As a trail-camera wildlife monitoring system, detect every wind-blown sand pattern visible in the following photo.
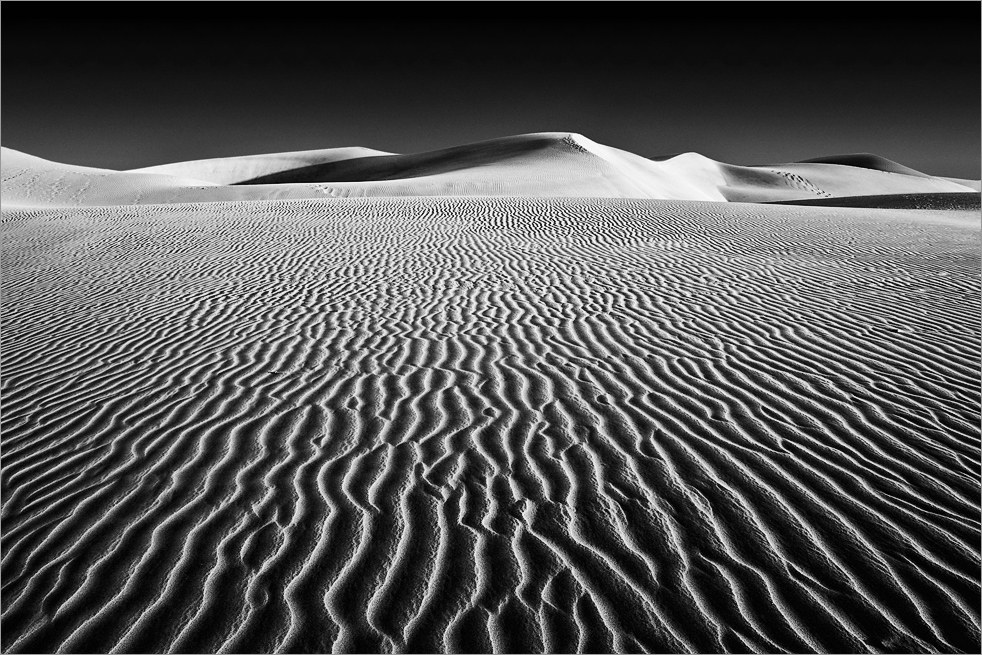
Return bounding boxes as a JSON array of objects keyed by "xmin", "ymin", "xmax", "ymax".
[{"xmin": 2, "ymin": 138, "xmax": 981, "ymax": 653}]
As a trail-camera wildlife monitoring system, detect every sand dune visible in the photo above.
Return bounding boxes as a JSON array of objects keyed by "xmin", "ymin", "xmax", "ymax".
[
  {"xmin": 3, "ymin": 133, "xmax": 977, "ymax": 208},
  {"xmin": 0, "ymin": 148, "xmax": 221, "ymax": 208},
  {"xmin": 792, "ymin": 155, "xmax": 982, "ymax": 192},
  {"xmin": 796, "ymin": 153, "xmax": 936, "ymax": 178},
  {"xmin": 945, "ymin": 178, "xmax": 982, "ymax": 192},
  {"xmin": 2, "ymin": 189, "xmax": 979, "ymax": 652},
  {"xmin": 128, "ymin": 147, "xmax": 394, "ymax": 185}
]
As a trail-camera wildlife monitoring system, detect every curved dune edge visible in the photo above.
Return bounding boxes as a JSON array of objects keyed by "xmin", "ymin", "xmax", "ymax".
[
  {"xmin": 2, "ymin": 196, "xmax": 979, "ymax": 653},
  {"xmin": 794, "ymin": 153, "xmax": 935, "ymax": 178},
  {"xmin": 2, "ymin": 133, "xmax": 977, "ymax": 208}
]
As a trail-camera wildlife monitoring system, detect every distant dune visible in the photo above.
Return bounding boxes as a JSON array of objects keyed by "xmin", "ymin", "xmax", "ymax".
[
  {"xmin": 796, "ymin": 153, "xmax": 936, "ymax": 178},
  {"xmin": 129, "ymin": 147, "xmax": 394, "ymax": 185},
  {"xmin": 2, "ymin": 133, "xmax": 977, "ymax": 208},
  {"xmin": 1, "ymin": 135, "xmax": 980, "ymax": 653},
  {"xmin": 789, "ymin": 155, "xmax": 980, "ymax": 192}
]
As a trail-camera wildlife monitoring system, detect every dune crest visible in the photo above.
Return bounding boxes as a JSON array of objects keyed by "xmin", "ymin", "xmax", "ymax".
[
  {"xmin": 3, "ymin": 133, "xmax": 977, "ymax": 208},
  {"xmin": 796, "ymin": 153, "xmax": 934, "ymax": 178}
]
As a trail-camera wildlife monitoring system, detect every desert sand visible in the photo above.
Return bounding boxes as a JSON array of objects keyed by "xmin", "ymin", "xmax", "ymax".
[{"xmin": 1, "ymin": 134, "xmax": 979, "ymax": 653}]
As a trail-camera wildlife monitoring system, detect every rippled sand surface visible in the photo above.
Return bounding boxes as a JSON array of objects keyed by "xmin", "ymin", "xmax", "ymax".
[{"xmin": 2, "ymin": 197, "xmax": 979, "ymax": 653}]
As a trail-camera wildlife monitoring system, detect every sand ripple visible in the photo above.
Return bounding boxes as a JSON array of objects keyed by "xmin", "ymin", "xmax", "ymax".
[{"xmin": 2, "ymin": 198, "xmax": 979, "ymax": 653}]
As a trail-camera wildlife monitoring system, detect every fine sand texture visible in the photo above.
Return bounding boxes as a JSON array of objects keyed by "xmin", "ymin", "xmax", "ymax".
[{"xmin": 2, "ymin": 190, "xmax": 979, "ymax": 652}]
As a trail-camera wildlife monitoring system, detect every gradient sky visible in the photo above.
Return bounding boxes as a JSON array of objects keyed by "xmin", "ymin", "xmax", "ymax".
[{"xmin": 3, "ymin": 3, "xmax": 980, "ymax": 178}]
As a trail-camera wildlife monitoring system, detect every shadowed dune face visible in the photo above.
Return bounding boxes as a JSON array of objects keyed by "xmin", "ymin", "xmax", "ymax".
[
  {"xmin": 234, "ymin": 134, "xmax": 578, "ymax": 184},
  {"xmin": 127, "ymin": 147, "xmax": 395, "ymax": 185},
  {"xmin": 1, "ymin": 196, "xmax": 979, "ymax": 653}
]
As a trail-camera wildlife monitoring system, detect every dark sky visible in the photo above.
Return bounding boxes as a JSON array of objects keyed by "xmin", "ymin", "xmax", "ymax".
[{"xmin": 3, "ymin": 3, "xmax": 980, "ymax": 178}]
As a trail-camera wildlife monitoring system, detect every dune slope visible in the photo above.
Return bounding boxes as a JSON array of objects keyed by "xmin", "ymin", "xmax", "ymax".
[
  {"xmin": 2, "ymin": 196, "xmax": 979, "ymax": 653},
  {"xmin": 128, "ymin": 147, "xmax": 394, "ymax": 185},
  {"xmin": 796, "ymin": 153, "xmax": 935, "ymax": 178},
  {"xmin": 0, "ymin": 148, "xmax": 221, "ymax": 208}
]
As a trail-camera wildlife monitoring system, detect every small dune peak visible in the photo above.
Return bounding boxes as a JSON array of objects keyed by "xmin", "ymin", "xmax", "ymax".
[
  {"xmin": 661, "ymin": 151, "xmax": 719, "ymax": 165},
  {"xmin": 559, "ymin": 133, "xmax": 593, "ymax": 155}
]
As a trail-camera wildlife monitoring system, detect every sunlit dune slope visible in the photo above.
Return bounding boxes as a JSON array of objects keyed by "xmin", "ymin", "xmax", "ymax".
[{"xmin": 0, "ymin": 148, "xmax": 220, "ymax": 208}]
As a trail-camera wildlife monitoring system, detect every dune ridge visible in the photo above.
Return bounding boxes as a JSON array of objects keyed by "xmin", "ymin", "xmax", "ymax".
[
  {"xmin": 128, "ymin": 147, "xmax": 395, "ymax": 185},
  {"xmin": 3, "ymin": 133, "xmax": 977, "ymax": 208},
  {"xmin": 795, "ymin": 153, "xmax": 935, "ymax": 178},
  {"xmin": 2, "ymin": 195, "xmax": 979, "ymax": 653}
]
